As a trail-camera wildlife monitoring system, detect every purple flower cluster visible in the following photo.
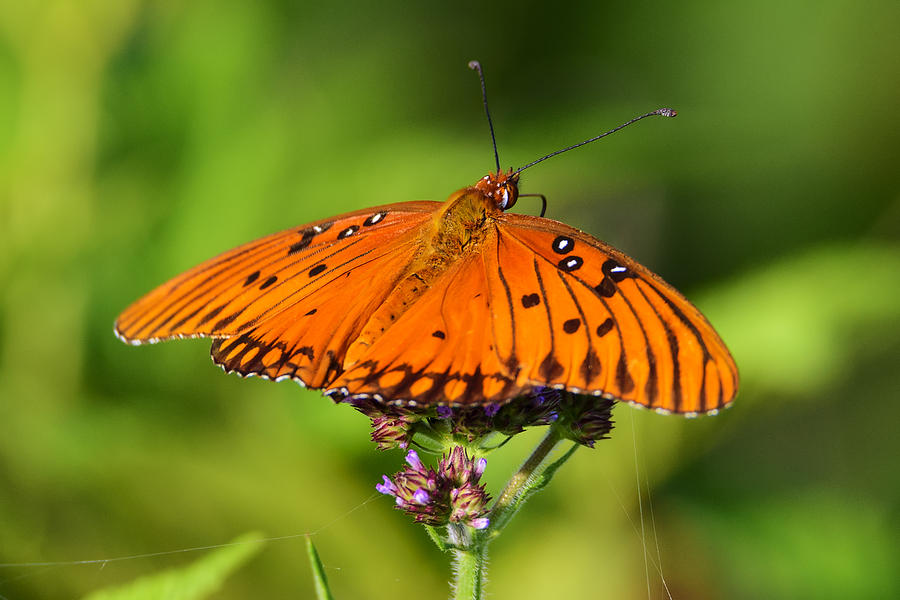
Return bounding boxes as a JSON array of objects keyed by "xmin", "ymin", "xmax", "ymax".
[
  {"xmin": 435, "ymin": 388, "xmax": 615, "ymax": 448},
  {"xmin": 376, "ymin": 447, "xmax": 491, "ymax": 530},
  {"xmin": 351, "ymin": 388, "xmax": 615, "ymax": 451}
]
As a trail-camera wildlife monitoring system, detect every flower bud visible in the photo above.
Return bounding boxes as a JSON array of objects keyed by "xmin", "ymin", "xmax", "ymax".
[{"xmin": 376, "ymin": 447, "xmax": 491, "ymax": 529}]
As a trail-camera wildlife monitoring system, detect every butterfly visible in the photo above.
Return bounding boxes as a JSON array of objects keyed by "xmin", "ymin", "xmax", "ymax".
[{"xmin": 115, "ymin": 67, "xmax": 738, "ymax": 416}]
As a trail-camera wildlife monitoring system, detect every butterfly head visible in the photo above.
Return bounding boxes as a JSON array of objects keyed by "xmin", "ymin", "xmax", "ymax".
[{"xmin": 474, "ymin": 170, "xmax": 520, "ymax": 211}]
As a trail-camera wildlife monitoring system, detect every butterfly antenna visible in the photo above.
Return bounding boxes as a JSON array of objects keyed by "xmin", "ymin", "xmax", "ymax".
[
  {"xmin": 513, "ymin": 108, "xmax": 677, "ymax": 175},
  {"xmin": 468, "ymin": 60, "xmax": 501, "ymax": 173}
]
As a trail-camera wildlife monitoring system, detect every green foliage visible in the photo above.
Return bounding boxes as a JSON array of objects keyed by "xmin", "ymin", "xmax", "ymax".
[
  {"xmin": 305, "ymin": 537, "xmax": 335, "ymax": 600},
  {"xmin": 81, "ymin": 533, "xmax": 262, "ymax": 600}
]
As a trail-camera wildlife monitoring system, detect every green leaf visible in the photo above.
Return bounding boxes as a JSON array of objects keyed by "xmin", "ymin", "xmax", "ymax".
[
  {"xmin": 81, "ymin": 532, "xmax": 263, "ymax": 600},
  {"xmin": 306, "ymin": 536, "xmax": 335, "ymax": 600},
  {"xmin": 423, "ymin": 525, "xmax": 449, "ymax": 552}
]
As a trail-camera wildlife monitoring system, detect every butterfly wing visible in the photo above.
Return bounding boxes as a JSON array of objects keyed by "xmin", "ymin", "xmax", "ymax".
[
  {"xmin": 327, "ymin": 232, "xmax": 523, "ymax": 406},
  {"xmin": 328, "ymin": 213, "xmax": 736, "ymax": 415},
  {"xmin": 117, "ymin": 194, "xmax": 737, "ymax": 413},
  {"xmin": 116, "ymin": 201, "xmax": 438, "ymax": 387},
  {"xmin": 485, "ymin": 213, "xmax": 738, "ymax": 414}
]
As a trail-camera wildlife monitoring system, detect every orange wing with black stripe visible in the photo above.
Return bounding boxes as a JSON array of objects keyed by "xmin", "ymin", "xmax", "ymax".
[
  {"xmin": 115, "ymin": 202, "xmax": 437, "ymax": 388},
  {"xmin": 484, "ymin": 213, "xmax": 738, "ymax": 414}
]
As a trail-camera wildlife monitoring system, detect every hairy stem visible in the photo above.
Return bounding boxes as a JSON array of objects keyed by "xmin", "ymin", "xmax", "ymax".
[
  {"xmin": 493, "ymin": 426, "xmax": 562, "ymax": 506},
  {"xmin": 449, "ymin": 523, "xmax": 486, "ymax": 600}
]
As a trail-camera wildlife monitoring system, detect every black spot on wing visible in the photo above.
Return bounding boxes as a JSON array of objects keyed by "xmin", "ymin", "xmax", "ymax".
[
  {"xmin": 432, "ymin": 330, "xmax": 446, "ymax": 339},
  {"xmin": 602, "ymin": 259, "xmax": 633, "ymax": 282},
  {"xmin": 308, "ymin": 264, "xmax": 327, "ymax": 277},
  {"xmin": 595, "ymin": 278, "xmax": 616, "ymax": 297},
  {"xmin": 363, "ymin": 211, "xmax": 388, "ymax": 226},
  {"xmin": 596, "ymin": 318, "xmax": 614, "ymax": 337},
  {"xmin": 337, "ymin": 225, "xmax": 359, "ymax": 239},
  {"xmin": 288, "ymin": 229, "xmax": 316, "ymax": 255},
  {"xmin": 521, "ymin": 293, "xmax": 540, "ymax": 308},
  {"xmin": 557, "ymin": 256, "xmax": 583, "ymax": 272},
  {"xmin": 539, "ymin": 352, "xmax": 565, "ymax": 380},
  {"xmin": 552, "ymin": 235, "xmax": 574, "ymax": 254},
  {"xmin": 305, "ymin": 308, "xmax": 317, "ymax": 316},
  {"xmin": 616, "ymin": 355, "xmax": 635, "ymax": 394},
  {"xmin": 563, "ymin": 318, "xmax": 581, "ymax": 334},
  {"xmin": 594, "ymin": 259, "xmax": 636, "ymax": 298},
  {"xmin": 259, "ymin": 275, "xmax": 278, "ymax": 289},
  {"xmin": 243, "ymin": 271, "xmax": 260, "ymax": 287}
]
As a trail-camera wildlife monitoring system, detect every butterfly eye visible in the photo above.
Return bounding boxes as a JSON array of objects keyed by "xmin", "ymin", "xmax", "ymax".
[{"xmin": 498, "ymin": 184, "xmax": 518, "ymax": 210}]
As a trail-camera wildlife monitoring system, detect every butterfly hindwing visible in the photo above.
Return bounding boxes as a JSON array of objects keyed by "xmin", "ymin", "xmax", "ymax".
[
  {"xmin": 327, "ymin": 245, "xmax": 523, "ymax": 405},
  {"xmin": 209, "ymin": 228, "xmax": 429, "ymax": 387}
]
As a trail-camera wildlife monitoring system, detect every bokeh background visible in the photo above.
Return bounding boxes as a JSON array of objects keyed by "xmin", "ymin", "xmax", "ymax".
[{"xmin": 1, "ymin": 1, "xmax": 898, "ymax": 598}]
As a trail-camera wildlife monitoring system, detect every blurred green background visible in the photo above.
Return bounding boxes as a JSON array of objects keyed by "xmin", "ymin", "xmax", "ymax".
[{"xmin": 1, "ymin": 1, "xmax": 898, "ymax": 598}]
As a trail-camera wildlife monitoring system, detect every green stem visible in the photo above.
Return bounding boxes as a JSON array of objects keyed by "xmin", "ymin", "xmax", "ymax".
[
  {"xmin": 448, "ymin": 523, "xmax": 485, "ymax": 600},
  {"xmin": 487, "ymin": 426, "xmax": 563, "ymax": 532},
  {"xmin": 442, "ymin": 425, "xmax": 576, "ymax": 598}
]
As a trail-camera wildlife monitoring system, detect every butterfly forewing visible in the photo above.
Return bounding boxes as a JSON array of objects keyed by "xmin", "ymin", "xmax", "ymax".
[
  {"xmin": 494, "ymin": 213, "xmax": 738, "ymax": 414},
  {"xmin": 115, "ymin": 202, "xmax": 438, "ymax": 346}
]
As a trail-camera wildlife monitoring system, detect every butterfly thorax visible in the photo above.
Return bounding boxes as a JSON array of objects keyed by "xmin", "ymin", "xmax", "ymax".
[
  {"xmin": 418, "ymin": 170, "xmax": 519, "ymax": 261},
  {"xmin": 341, "ymin": 173, "xmax": 517, "ymax": 370}
]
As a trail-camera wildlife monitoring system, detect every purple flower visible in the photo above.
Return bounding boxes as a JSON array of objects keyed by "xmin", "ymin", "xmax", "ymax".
[
  {"xmin": 405, "ymin": 449, "xmax": 425, "ymax": 470},
  {"xmin": 375, "ymin": 446, "xmax": 491, "ymax": 529},
  {"xmin": 375, "ymin": 475, "xmax": 396, "ymax": 495}
]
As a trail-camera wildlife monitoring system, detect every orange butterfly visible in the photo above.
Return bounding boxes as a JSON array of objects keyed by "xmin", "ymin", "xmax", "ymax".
[{"xmin": 116, "ymin": 67, "xmax": 737, "ymax": 416}]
